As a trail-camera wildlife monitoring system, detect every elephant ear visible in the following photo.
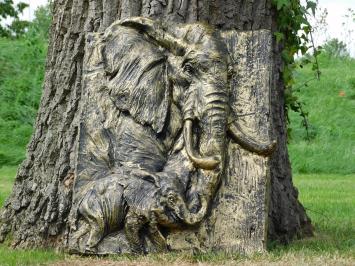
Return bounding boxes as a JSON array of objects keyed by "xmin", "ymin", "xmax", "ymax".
[{"xmin": 103, "ymin": 26, "xmax": 170, "ymax": 134}]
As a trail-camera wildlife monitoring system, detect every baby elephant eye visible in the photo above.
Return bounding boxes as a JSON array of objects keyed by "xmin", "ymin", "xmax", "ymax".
[{"xmin": 167, "ymin": 194, "xmax": 176, "ymax": 203}]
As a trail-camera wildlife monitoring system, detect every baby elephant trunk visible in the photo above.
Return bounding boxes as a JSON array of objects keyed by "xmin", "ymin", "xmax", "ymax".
[{"xmin": 177, "ymin": 196, "xmax": 209, "ymax": 225}]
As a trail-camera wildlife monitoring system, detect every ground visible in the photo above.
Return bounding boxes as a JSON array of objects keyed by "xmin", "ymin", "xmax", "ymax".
[{"xmin": 0, "ymin": 166, "xmax": 354, "ymax": 265}]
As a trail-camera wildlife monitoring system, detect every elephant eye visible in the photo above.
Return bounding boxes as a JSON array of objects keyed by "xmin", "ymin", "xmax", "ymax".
[{"xmin": 183, "ymin": 63, "xmax": 195, "ymax": 75}]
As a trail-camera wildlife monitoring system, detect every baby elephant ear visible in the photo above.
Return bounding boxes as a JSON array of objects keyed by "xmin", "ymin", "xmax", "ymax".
[{"xmin": 104, "ymin": 25, "xmax": 170, "ymax": 134}]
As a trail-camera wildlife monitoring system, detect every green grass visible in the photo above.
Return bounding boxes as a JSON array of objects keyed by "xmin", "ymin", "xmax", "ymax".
[
  {"xmin": 0, "ymin": 167, "xmax": 65, "ymax": 266},
  {"xmin": 0, "ymin": 166, "xmax": 17, "ymax": 207},
  {"xmin": 0, "ymin": 167, "xmax": 354, "ymax": 265},
  {"xmin": 284, "ymin": 174, "xmax": 355, "ymax": 255},
  {"xmin": 289, "ymin": 55, "xmax": 355, "ymax": 174},
  {"xmin": 0, "ymin": 247, "xmax": 64, "ymax": 266}
]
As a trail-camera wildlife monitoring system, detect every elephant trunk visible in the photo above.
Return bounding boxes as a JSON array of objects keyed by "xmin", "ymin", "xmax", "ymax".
[
  {"xmin": 182, "ymin": 77, "xmax": 229, "ymax": 170},
  {"xmin": 180, "ymin": 102, "xmax": 228, "ymax": 225},
  {"xmin": 196, "ymin": 89, "xmax": 229, "ymax": 198},
  {"xmin": 199, "ymin": 90, "xmax": 228, "ymax": 163},
  {"xmin": 182, "ymin": 84, "xmax": 229, "ymax": 222},
  {"xmin": 178, "ymin": 196, "xmax": 208, "ymax": 225}
]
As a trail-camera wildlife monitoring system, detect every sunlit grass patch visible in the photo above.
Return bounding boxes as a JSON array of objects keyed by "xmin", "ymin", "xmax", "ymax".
[{"xmin": 292, "ymin": 174, "xmax": 355, "ymax": 256}]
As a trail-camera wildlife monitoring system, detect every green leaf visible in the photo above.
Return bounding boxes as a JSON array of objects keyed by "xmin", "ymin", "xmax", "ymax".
[
  {"xmin": 16, "ymin": 2, "xmax": 29, "ymax": 13},
  {"xmin": 275, "ymin": 0, "xmax": 289, "ymax": 10},
  {"xmin": 302, "ymin": 25, "xmax": 311, "ymax": 34},
  {"xmin": 274, "ymin": 32, "xmax": 284, "ymax": 42},
  {"xmin": 307, "ymin": 1, "xmax": 317, "ymax": 16}
]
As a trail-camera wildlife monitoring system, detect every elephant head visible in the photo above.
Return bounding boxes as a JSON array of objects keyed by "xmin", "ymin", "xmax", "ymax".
[
  {"xmin": 139, "ymin": 169, "xmax": 210, "ymax": 227},
  {"xmin": 102, "ymin": 17, "xmax": 276, "ymax": 225}
]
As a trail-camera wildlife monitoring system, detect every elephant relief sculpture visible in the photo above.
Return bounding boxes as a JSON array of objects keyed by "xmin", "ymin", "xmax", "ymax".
[{"xmin": 68, "ymin": 17, "xmax": 276, "ymax": 254}]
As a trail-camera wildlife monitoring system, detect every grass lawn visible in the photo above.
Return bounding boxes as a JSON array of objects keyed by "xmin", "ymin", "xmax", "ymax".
[
  {"xmin": 288, "ymin": 55, "xmax": 355, "ymax": 174},
  {"xmin": 0, "ymin": 166, "xmax": 354, "ymax": 265}
]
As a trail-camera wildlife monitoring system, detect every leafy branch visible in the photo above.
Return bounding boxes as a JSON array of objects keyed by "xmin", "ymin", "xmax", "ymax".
[
  {"xmin": 0, "ymin": 0, "xmax": 30, "ymax": 37},
  {"xmin": 272, "ymin": 0, "xmax": 321, "ymax": 140}
]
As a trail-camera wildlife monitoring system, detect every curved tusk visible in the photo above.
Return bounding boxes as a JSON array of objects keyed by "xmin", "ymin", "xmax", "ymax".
[
  {"xmin": 183, "ymin": 119, "xmax": 220, "ymax": 170},
  {"xmin": 228, "ymin": 121, "xmax": 277, "ymax": 156}
]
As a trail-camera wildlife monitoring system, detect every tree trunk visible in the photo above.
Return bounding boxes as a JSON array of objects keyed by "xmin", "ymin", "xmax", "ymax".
[{"xmin": 0, "ymin": 0, "xmax": 312, "ymax": 249}]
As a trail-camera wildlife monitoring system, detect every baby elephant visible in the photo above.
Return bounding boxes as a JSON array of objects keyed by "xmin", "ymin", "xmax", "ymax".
[{"xmin": 73, "ymin": 170, "xmax": 189, "ymax": 254}]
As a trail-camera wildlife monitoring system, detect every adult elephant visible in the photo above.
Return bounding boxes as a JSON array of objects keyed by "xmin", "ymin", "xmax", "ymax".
[{"xmin": 70, "ymin": 17, "xmax": 276, "ymax": 253}]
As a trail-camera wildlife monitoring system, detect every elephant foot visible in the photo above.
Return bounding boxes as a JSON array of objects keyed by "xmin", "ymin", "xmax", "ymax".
[
  {"xmin": 84, "ymin": 245, "xmax": 98, "ymax": 254},
  {"xmin": 130, "ymin": 244, "xmax": 147, "ymax": 255},
  {"xmin": 148, "ymin": 224, "xmax": 168, "ymax": 253},
  {"xmin": 125, "ymin": 212, "xmax": 147, "ymax": 254}
]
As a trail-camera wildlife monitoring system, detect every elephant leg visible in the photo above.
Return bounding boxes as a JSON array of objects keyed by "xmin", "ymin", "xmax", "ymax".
[
  {"xmin": 125, "ymin": 212, "xmax": 146, "ymax": 254},
  {"xmin": 147, "ymin": 220, "xmax": 167, "ymax": 252},
  {"xmin": 79, "ymin": 191, "xmax": 105, "ymax": 253},
  {"xmin": 84, "ymin": 213, "xmax": 105, "ymax": 253},
  {"xmin": 73, "ymin": 223, "xmax": 90, "ymax": 249}
]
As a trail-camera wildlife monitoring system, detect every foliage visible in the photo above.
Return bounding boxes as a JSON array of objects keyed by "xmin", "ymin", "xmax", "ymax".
[
  {"xmin": 348, "ymin": 77, "xmax": 355, "ymax": 90},
  {"xmin": 322, "ymin": 38, "xmax": 349, "ymax": 58},
  {"xmin": 348, "ymin": 77, "xmax": 355, "ymax": 100},
  {"xmin": 289, "ymin": 54, "xmax": 355, "ymax": 174},
  {"xmin": 311, "ymin": 7, "xmax": 329, "ymax": 43},
  {"xmin": 27, "ymin": 4, "xmax": 52, "ymax": 40},
  {"xmin": 272, "ymin": 0, "xmax": 321, "ymax": 137},
  {"xmin": 0, "ymin": 5, "xmax": 51, "ymax": 167},
  {"xmin": 0, "ymin": 0, "xmax": 29, "ymax": 37},
  {"xmin": 1, "ymin": 167, "xmax": 354, "ymax": 264}
]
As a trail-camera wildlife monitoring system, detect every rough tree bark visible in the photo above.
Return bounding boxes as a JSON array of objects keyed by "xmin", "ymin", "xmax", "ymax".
[{"xmin": 0, "ymin": 0, "xmax": 312, "ymax": 249}]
